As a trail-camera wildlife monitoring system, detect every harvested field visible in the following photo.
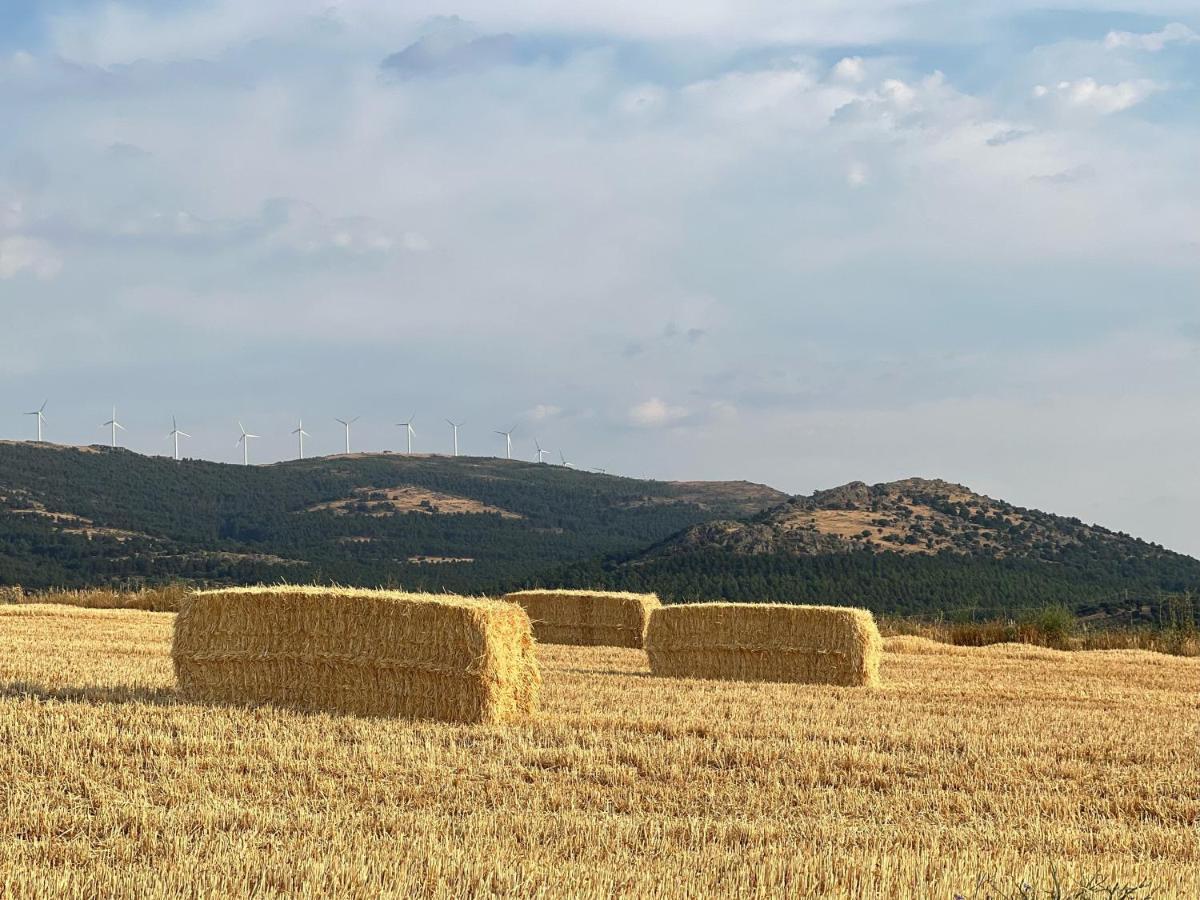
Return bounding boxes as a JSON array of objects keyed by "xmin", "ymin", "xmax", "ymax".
[
  {"xmin": 174, "ymin": 586, "xmax": 539, "ymax": 723},
  {"xmin": 0, "ymin": 605, "xmax": 1197, "ymax": 898},
  {"xmin": 504, "ymin": 589, "xmax": 660, "ymax": 648},
  {"xmin": 646, "ymin": 602, "xmax": 882, "ymax": 686}
]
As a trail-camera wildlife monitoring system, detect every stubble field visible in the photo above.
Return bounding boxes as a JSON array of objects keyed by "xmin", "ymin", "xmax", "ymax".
[{"xmin": 0, "ymin": 603, "xmax": 1197, "ymax": 898}]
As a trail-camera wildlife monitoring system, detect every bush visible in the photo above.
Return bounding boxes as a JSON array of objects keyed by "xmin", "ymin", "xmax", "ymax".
[{"xmin": 1025, "ymin": 605, "xmax": 1075, "ymax": 648}]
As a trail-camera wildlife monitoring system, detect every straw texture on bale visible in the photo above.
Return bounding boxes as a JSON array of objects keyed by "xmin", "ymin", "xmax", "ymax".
[
  {"xmin": 646, "ymin": 603, "xmax": 882, "ymax": 687},
  {"xmin": 173, "ymin": 586, "xmax": 540, "ymax": 723},
  {"xmin": 502, "ymin": 589, "xmax": 661, "ymax": 648}
]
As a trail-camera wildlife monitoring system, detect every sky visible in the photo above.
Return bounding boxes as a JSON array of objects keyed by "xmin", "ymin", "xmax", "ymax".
[{"xmin": 2, "ymin": 1, "xmax": 1199, "ymax": 552}]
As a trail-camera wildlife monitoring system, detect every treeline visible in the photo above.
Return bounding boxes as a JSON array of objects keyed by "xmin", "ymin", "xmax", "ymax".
[{"xmin": 542, "ymin": 549, "xmax": 1200, "ymax": 624}]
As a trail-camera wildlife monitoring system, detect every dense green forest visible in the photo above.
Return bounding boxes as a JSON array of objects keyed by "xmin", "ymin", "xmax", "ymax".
[
  {"xmin": 0, "ymin": 443, "xmax": 781, "ymax": 593},
  {"xmin": 544, "ymin": 548, "xmax": 1200, "ymax": 624}
]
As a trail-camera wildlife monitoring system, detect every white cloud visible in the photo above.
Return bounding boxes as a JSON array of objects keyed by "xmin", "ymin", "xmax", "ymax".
[
  {"xmin": 683, "ymin": 67, "xmax": 819, "ymax": 118},
  {"xmin": 629, "ymin": 397, "xmax": 688, "ymax": 428},
  {"xmin": 831, "ymin": 56, "xmax": 866, "ymax": 83},
  {"xmin": 401, "ymin": 232, "xmax": 431, "ymax": 253},
  {"xmin": 526, "ymin": 404, "xmax": 562, "ymax": 421},
  {"xmin": 1104, "ymin": 23, "xmax": 1198, "ymax": 52},
  {"xmin": 1032, "ymin": 78, "xmax": 1163, "ymax": 114},
  {"xmin": 845, "ymin": 161, "xmax": 870, "ymax": 187},
  {"xmin": 0, "ymin": 236, "xmax": 62, "ymax": 280}
]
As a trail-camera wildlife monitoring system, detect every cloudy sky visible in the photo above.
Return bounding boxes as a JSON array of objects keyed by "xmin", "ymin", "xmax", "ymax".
[{"xmin": 2, "ymin": 1, "xmax": 1199, "ymax": 551}]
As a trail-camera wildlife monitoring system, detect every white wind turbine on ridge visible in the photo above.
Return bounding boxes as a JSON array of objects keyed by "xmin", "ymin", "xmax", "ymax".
[
  {"xmin": 494, "ymin": 424, "xmax": 516, "ymax": 460},
  {"xmin": 292, "ymin": 417, "xmax": 310, "ymax": 460},
  {"xmin": 167, "ymin": 417, "xmax": 191, "ymax": 461},
  {"xmin": 25, "ymin": 400, "xmax": 47, "ymax": 442},
  {"xmin": 101, "ymin": 406, "xmax": 126, "ymax": 449},
  {"xmin": 534, "ymin": 439, "xmax": 549, "ymax": 464},
  {"xmin": 335, "ymin": 416, "xmax": 359, "ymax": 454},
  {"xmin": 236, "ymin": 421, "xmax": 259, "ymax": 465},
  {"xmin": 395, "ymin": 415, "xmax": 415, "ymax": 455},
  {"xmin": 559, "ymin": 450, "xmax": 576, "ymax": 470},
  {"xmin": 446, "ymin": 419, "xmax": 464, "ymax": 457}
]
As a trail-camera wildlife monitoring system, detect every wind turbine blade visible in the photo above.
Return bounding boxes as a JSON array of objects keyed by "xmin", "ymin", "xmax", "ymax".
[
  {"xmin": 179, "ymin": 431, "xmax": 191, "ymax": 438},
  {"xmin": 115, "ymin": 422, "xmax": 127, "ymax": 431}
]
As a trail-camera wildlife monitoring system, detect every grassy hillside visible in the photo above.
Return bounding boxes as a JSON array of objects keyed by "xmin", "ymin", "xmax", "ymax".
[
  {"xmin": 0, "ymin": 442, "xmax": 785, "ymax": 592},
  {"xmin": 552, "ymin": 478, "xmax": 1200, "ymax": 623}
]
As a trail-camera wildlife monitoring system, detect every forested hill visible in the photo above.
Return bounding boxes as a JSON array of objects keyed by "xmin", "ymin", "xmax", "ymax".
[
  {"xmin": 551, "ymin": 478, "xmax": 1200, "ymax": 622},
  {"xmin": 0, "ymin": 441, "xmax": 786, "ymax": 592}
]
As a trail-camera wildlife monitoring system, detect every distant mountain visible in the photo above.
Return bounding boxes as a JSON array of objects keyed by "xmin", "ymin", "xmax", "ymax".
[
  {"xmin": 646, "ymin": 477, "xmax": 1165, "ymax": 560},
  {"xmin": 0, "ymin": 441, "xmax": 786, "ymax": 592},
  {"xmin": 553, "ymin": 478, "xmax": 1200, "ymax": 622}
]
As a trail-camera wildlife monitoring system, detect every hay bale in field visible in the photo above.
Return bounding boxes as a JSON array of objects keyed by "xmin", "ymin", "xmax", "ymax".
[
  {"xmin": 646, "ymin": 603, "xmax": 882, "ymax": 687},
  {"xmin": 173, "ymin": 586, "xmax": 540, "ymax": 723},
  {"xmin": 502, "ymin": 589, "xmax": 661, "ymax": 648}
]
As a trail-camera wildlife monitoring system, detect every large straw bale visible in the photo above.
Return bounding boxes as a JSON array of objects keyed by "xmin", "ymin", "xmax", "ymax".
[
  {"xmin": 646, "ymin": 602, "xmax": 882, "ymax": 687},
  {"xmin": 173, "ymin": 586, "xmax": 540, "ymax": 723},
  {"xmin": 502, "ymin": 589, "xmax": 661, "ymax": 648}
]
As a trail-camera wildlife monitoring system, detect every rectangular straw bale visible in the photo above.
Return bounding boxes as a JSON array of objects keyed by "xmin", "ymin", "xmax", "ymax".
[
  {"xmin": 173, "ymin": 586, "xmax": 540, "ymax": 723},
  {"xmin": 502, "ymin": 589, "xmax": 661, "ymax": 648},
  {"xmin": 646, "ymin": 602, "xmax": 882, "ymax": 687}
]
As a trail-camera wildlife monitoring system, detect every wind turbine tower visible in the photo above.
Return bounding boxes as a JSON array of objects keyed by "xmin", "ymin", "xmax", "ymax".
[
  {"xmin": 396, "ymin": 415, "xmax": 415, "ymax": 455},
  {"xmin": 447, "ymin": 420, "xmax": 464, "ymax": 457},
  {"xmin": 167, "ymin": 417, "xmax": 191, "ymax": 461},
  {"xmin": 26, "ymin": 401, "xmax": 47, "ymax": 442},
  {"xmin": 534, "ymin": 440, "xmax": 549, "ymax": 464},
  {"xmin": 335, "ymin": 416, "xmax": 359, "ymax": 454},
  {"xmin": 494, "ymin": 425, "xmax": 516, "ymax": 460},
  {"xmin": 237, "ymin": 422, "xmax": 259, "ymax": 466},
  {"xmin": 292, "ymin": 417, "xmax": 310, "ymax": 460},
  {"xmin": 560, "ymin": 450, "xmax": 576, "ymax": 470},
  {"xmin": 101, "ymin": 407, "xmax": 126, "ymax": 449}
]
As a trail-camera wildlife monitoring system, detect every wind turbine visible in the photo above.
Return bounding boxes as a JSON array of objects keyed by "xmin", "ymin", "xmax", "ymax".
[
  {"xmin": 335, "ymin": 416, "xmax": 359, "ymax": 454},
  {"xmin": 236, "ymin": 421, "xmax": 258, "ymax": 466},
  {"xmin": 395, "ymin": 415, "xmax": 415, "ymax": 455},
  {"xmin": 292, "ymin": 417, "xmax": 310, "ymax": 460},
  {"xmin": 446, "ymin": 419, "xmax": 464, "ymax": 457},
  {"xmin": 25, "ymin": 400, "xmax": 47, "ymax": 442},
  {"xmin": 101, "ymin": 407, "xmax": 126, "ymax": 449},
  {"xmin": 559, "ymin": 450, "xmax": 576, "ymax": 470},
  {"xmin": 167, "ymin": 417, "xmax": 191, "ymax": 461},
  {"xmin": 494, "ymin": 425, "xmax": 516, "ymax": 460},
  {"xmin": 534, "ymin": 440, "xmax": 549, "ymax": 464}
]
